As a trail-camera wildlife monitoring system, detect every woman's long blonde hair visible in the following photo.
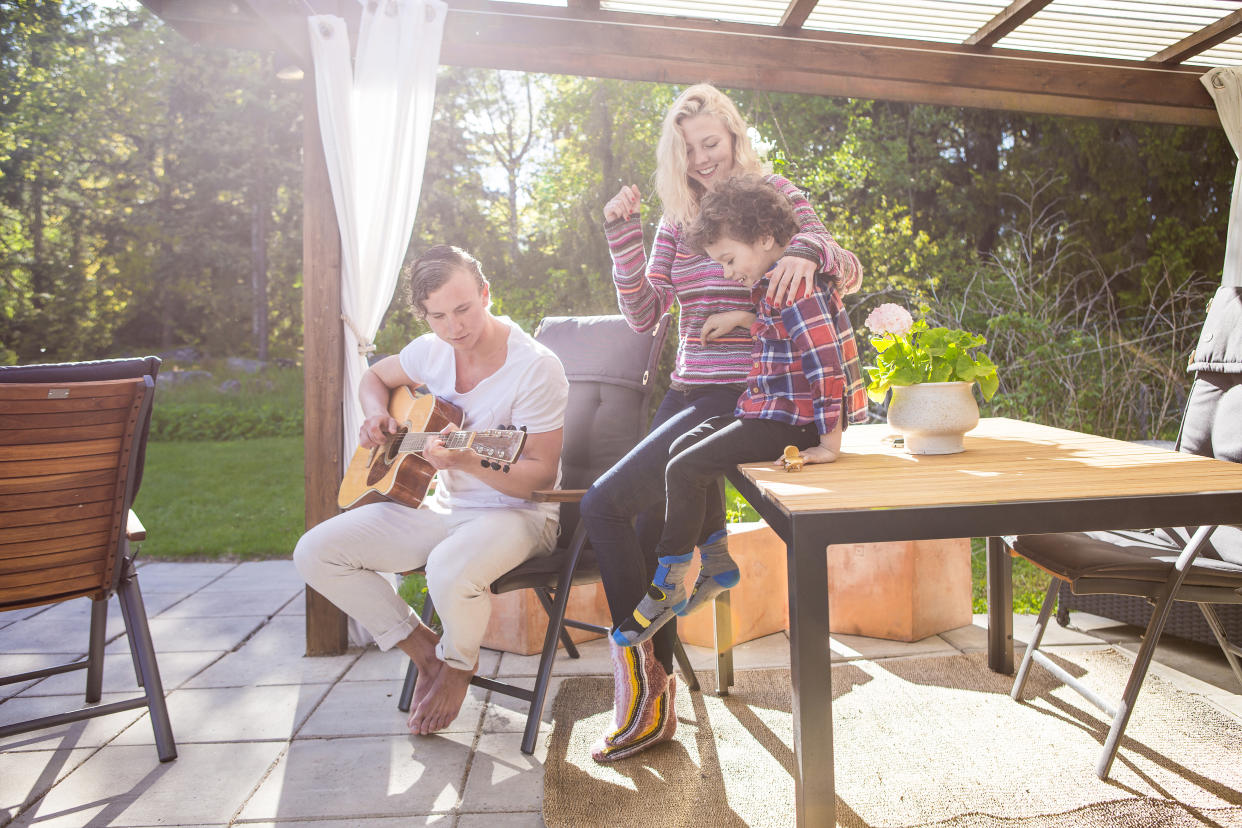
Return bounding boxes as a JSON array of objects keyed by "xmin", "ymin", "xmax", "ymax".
[{"xmin": 655, "ymin": 83, "xmax": 765, "ymax": 229}]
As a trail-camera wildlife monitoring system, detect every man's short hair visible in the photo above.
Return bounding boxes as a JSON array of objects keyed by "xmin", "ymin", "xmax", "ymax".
[
  {"xmin": 685, "ymin": 175, "xmax": 800, "ymax": 253},
  {"xmin": 403, "ymin": 245, "xmax": 488, "ymax": 319}
]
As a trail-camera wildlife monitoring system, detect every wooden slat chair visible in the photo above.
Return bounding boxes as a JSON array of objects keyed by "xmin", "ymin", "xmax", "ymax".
[
  {"xmin": 397, "ymin": 314, "xmax": 701, "ymax": 755},
  {"xmin": 0, "ymin": 357, "xmax": 176, "ymax": 762},
  {"xmin": 1004, "ymin": 285, "xmax": 1242, "ymax": 780}
]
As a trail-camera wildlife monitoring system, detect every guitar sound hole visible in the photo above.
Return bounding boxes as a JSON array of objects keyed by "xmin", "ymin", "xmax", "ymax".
[{"xmin": 384, "ymin": 428, "xmax": 408, "ymax": 465}]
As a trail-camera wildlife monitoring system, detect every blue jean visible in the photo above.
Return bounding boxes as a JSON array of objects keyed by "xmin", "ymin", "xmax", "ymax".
[{"xmin": 580, "ymin": 384, "xmax": 742, "ymax": 672}]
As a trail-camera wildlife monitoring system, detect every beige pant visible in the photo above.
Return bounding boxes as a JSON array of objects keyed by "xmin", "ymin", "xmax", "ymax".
[{"xmin": 294, "ymin": 501, "xmax": 557, "ymax": 670}]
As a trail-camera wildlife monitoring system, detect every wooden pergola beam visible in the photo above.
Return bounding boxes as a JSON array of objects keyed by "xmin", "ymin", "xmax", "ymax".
[
  {"xmin": 964, "ymin": 0, "xmax": 1054, "ymax": 49},
  {"xmin": 1149, "ymin": 10, "xmax": 1242, "ymax": 66},
  {"xmin": 780, "ymin": 0, "xmax": 820, "ymax": 30},
  {"xmin": 439, "ymin": 0, "xmax": 1216, "ymax": 127}
]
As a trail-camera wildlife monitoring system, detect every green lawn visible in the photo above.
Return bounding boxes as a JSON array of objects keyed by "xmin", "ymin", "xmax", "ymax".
[
  {"xmin": 135, "ymin": 436, "xmax": 1049, "ymax": 611},
  {"xmin": 134, "ymin": 436, "xmax": 305, "ymax": 560}
]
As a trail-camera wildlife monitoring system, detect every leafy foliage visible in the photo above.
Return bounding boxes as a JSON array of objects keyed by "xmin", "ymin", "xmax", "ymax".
[{"xmin": 865, "ymin": 317, "xmax": 999, "ymax": 402}]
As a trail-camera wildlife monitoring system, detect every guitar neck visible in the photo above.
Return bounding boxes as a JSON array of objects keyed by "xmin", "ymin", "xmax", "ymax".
[{"xmin": 397, "ymin": 431, "xmax": 476, "ymax": 453}]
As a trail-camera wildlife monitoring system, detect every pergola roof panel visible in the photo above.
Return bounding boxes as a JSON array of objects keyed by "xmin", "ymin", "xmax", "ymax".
[
  {"xmin": 994, "ymin": 0, "xmax": 1242, "ymax": 63},
  {"xmin": 803, "ymin": 0, "xmax": 1012, "ymax": 45},
  {"xmin": 602, "ymin": 0, "xmax": 790, "ymax": 26}
]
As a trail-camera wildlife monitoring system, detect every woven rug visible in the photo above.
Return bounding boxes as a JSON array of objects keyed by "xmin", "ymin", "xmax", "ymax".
[{"xmin": 542, "ymin": 648, "xmax": 1242, "ymax": 827}]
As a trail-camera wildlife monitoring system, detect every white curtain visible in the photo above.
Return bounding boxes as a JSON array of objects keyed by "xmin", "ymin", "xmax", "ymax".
[
  {"xmin": 1203, "ymin": 66, "xmax": 1242, "ymax": 288},
  {"xmin": 308, "ymin": 0, "xmax": 446, "ymax": 459}
]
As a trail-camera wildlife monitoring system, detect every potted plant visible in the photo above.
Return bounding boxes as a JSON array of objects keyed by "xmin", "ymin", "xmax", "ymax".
[{"xmin": 862, "ymin": 303, "xmax": 999, "ymax": 455}]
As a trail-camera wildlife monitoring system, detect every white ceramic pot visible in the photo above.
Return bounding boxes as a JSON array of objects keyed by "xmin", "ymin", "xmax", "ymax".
[{"xmin": 886, "ymin": 381, "xmax": 980, "ymax": 455}]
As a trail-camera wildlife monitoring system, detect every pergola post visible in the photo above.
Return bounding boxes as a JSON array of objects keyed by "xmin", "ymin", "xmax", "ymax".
[{"xmin": 301, "ymin": 74, "xmax": 349, "ymax": 656}]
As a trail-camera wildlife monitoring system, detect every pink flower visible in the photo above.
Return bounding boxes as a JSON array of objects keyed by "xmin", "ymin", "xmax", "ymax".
[{"xmin": 864, "ymin": 303, "xmax": 914, "ymax": 336}]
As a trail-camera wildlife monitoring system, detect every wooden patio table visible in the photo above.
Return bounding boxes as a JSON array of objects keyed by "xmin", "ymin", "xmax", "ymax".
[{"xmin": 726, "ymin": 416, "xmax": 1242, "ymax": 828}]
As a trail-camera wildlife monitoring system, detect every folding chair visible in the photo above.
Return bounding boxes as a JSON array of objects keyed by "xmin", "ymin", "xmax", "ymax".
[
  {"xmin": 1005, "ymin": 285, "xmax": 1242, "ymax": 779},
  {"xmin": 396, "ymin": 314, "xmax": 701, "ymax": 754},
  {"xmin": 0, "ymin": 357, "xmax": 176, "ymax": 762}
]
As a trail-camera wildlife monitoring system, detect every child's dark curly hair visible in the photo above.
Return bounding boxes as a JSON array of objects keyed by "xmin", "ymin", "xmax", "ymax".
[{"xmin": 685, "ymin": 175, "xmax": 799, "ymax": 253}]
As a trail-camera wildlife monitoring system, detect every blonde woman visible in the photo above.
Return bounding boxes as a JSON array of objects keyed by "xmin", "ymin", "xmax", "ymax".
[{"xmin": 581, "ymin": 83, "xmax": 862, "ymax": 762}]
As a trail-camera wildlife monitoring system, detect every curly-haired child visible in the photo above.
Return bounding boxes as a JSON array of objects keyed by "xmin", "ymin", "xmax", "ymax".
[{"xmin": 612, "ymin": 175, "xmax": 870, "ymax": 646}]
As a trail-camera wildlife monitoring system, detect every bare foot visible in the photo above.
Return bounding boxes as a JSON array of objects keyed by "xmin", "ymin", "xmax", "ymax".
[
  {"xmin": 407, "ymin": 659, "xmax": 442, "ymax": 730},
  {"xmin": 394, "ymin": 624, "xmax": 441, "ymax": 731},
  {"xmin": 409, "ymin": 662, "xmax": 474, "ymax": 735}
]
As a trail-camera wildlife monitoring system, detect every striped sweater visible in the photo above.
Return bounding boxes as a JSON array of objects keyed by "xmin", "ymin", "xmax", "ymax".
[{"xmin": 603, "ymin": 173, "xmax": 862, "ymax": 387}]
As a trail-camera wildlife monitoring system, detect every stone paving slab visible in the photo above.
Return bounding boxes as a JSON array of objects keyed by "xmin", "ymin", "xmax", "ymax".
[
  {"xmin": 195, "ymin": 562, "xmax": 306, "ymax": 593},
  {"xmin": 458, "ymin": 813, "xmax": 545, "ymax": 828},
  {"xmin": 461, "ymin": 731, "xmax": 548, "ymax": 813},
  {"xmin": 8, "ymin": 741, "xmax": 287, "ymax": 827},
  {"xmin": 105, "ymin": 615, "xmax": 266, "ymax": 655},
  {"xmin": 110, "ymin": 683, "xmax": 332, "ymax": 746},
  {"xmin": 26, "ymin": 592, "xmax": 189, "ymax": 628},
  {"xmin": 0, "ymin": 655, "xmax": 74, "ymax": 701},
  {"xmin": 15, "ymin": 651, "xmax": 223, "ymax": 698},
  {"xmin": 0, "ymin": 692, "xmax": 150, "ymax": 752},
  {"xmin": 183, "ymin": 616, "xmax": 357, "ymax": 689},
  {"xmin": 1, "ymin": 747, "xmax": 95, "ymax": 824},
  {"xmin": 299, "ymin": 681, "xmax": 485, "ymax": 737},
  {"xmin": 235, "ymin": 733, "xmax": 473, "ymax": 822},
  {"xmin": 235, "ymin": 819, "xmax": 451, "ymax": 827},
  {"xmin": 157, "ymin": 590, "xmax": 298, "ymax": 619},
  {"xmin": 0, "ymin": 620, "xmax": 91, "ymax": 656}
]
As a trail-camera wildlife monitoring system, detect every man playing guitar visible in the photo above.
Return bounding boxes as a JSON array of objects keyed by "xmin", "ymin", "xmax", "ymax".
[{"xmin": 295, "ymin": 245, "xmax": 568, "ymax": 735}]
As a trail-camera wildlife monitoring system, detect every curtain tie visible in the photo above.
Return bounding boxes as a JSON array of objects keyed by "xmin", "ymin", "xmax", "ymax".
[{"xmin": 341, "ymin": 314, "xmax": 377, "ymax": 357}]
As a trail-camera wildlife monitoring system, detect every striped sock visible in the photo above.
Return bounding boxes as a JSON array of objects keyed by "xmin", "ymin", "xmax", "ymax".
[
  {"xmin": 679, "ymin": 528, "xmax": 740, "ymax": 616},
  {"xmin": 611, "ymin": 550, "xmax": 692, "ymax": 647},
  {"xmin": 592, "ymin": 638, "xmax": 677, "ymax": 763}
]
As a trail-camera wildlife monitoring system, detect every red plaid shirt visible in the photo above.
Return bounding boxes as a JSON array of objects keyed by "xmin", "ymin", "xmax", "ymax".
[{"xmin": 735, "ymin": 276, "xmax": 869, "ymax": 435}]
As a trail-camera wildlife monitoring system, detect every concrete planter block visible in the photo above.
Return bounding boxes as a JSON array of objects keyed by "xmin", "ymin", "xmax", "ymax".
[
  {"xmin": 678, "ymin": 522, "xmax": 788, "ymax": 649},
  {"xmin": 827, "ymin": 537, "xmax": 973, "ymax": 642},
  {"xmin": 678, "ymin": 522, "xmax": 973, "ymax": 647}
]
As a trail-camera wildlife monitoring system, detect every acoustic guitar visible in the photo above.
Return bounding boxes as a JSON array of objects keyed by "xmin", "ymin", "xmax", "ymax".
[{"xmin": 337, "ymin": 386, "xmax": 527, "ymax": 510}]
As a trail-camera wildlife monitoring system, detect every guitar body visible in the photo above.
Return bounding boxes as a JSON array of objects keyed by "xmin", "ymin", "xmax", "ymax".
[{"xmin": 338, "ymin": 388, "xmax": 464, "ymax": 510}]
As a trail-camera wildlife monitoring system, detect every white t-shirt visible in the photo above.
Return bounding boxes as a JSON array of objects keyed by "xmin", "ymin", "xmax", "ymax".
[{"xmin": 398, "ymin": 316, "xmax": 568, "ymax": 520}]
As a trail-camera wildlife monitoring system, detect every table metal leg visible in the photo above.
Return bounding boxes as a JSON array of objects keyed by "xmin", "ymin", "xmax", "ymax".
[
  {"xmin": 788, "ymin": 522, "xmax": 834, "ymax": 828},
  {"xmin": 986, "ymin": 536, "xmax": 1014, "ymax": 674}
]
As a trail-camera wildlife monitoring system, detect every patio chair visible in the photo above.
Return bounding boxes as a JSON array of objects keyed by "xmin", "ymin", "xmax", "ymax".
[
  {"xmin": 396, "ymin": 313, "xmax": 702, "ymax": 754},
  {"xmin": 1004, "ymin": 285, "xmax": 1242, "ymax": 780},
  {"xmin": 0, "ymin": 357, "xmax": 176, "ymax": 762}
]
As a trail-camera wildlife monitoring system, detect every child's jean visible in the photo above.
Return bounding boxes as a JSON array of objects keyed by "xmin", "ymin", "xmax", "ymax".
[
  {"xmin": 580, "ymin": 384, "xmax": 740, "ymax": 673},
  {"xmin": 657, "ymin": 416, "xmax": 821, "ymax": 562}
]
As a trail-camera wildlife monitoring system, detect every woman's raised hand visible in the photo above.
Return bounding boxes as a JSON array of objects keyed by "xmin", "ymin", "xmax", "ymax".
[
  {"xmin": 604, "ymin": 184, "xmax": 642, "ymax": 223},
  {"xmin": 765, "ymin": 255, "xmax": 817, "ymax": 307}
]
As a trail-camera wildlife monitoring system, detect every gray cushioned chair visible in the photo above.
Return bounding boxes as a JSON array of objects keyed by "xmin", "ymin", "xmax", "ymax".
[
  {"xmin": 1005, "ymin": 286, "xmax": 1242, "ymax": 779},
  {"xmin": 0, "ymin": 357, "xmax": 176, "ymax": 762},
  {"xmin": 396, "ymin": 314, "xmax": 701, "ymax": 755}
]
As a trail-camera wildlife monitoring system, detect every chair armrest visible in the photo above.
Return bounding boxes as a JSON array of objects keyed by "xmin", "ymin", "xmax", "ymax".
[
  {"xmin": 127, "ymin": 510, "xmax": 147, "ymax": 541},
  {"xmin": 531, "ymin": 489, "xmax": 587, "ymax": 503}
]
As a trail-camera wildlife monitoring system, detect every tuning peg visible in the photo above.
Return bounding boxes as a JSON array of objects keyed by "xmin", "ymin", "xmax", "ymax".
[
  {"xmin": 519, "ymin": 425, "xmax": 527, "ymax": 432},
  {"xmin": 490, "ymin": 461, "xmax": 501, "ymax": 470},
  {"xmin": 502, "ymin": 464, "xmax": 510, "ymax": 473},
  {"xmin": 480, "ymin": 459, "xmax": 489, "ymax": 469}
]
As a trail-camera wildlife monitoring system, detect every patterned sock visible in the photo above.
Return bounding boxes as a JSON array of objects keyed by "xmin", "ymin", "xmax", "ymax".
[
  {"xmin": 610, "ymin": 550, "xmax": 692, "ymax": 647},
  {"xmin": 591, "ymin": 638, "xmax": 677, "ymax": 763},
  {"xmin": 679, "ymin": 528, "xmax": 741, "ymax": 616}
]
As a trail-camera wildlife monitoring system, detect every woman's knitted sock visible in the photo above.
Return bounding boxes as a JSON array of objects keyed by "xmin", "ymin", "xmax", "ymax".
[
  {"xmin": 592, "ymin": 638, "xmax": 677, "ymax": 763},
  {"xmin": 679, "ymin": 529, "xmax": 740, "ymax": 616},
  {"xmin": 610, "ymin": 550, "xmax": 692, "ymax": 647}
]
